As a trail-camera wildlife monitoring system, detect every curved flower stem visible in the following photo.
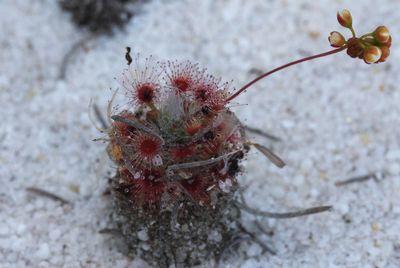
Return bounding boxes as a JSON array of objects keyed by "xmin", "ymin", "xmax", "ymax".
[{"xmin": 226, "ymin": 46, "xmax": 347, "ymax": 102}]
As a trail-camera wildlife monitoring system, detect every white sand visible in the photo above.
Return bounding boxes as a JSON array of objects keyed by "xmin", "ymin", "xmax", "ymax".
[{"xmin": 1, "ymin": 0, "xmax": 399, "ymax": 267}]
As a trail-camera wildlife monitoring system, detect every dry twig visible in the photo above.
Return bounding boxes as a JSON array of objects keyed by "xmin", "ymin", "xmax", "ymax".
[
  {"xmin": 26, "ymin": 187, "xmax": 70, "ymax": 205},
  {"xmin": 335, "ymin": 173, "xmax": 378, "ymax": 186},
  {"xmin": 244, "ymin": 125, "xmax": 281, "ymax": 142}
]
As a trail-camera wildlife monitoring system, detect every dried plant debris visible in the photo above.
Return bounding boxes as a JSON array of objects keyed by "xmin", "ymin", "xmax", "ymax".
[
  {"xmin": 93, "ymin": 10, "xmax": 392, "ymax": 267},
  {"xmin": 60, "ymin": 0, "xmax": 139, "ymax": 33},
  {"xmin": 335, "ymin": 173, "xmax": 379, "ymax": 186},
  {"xmin": 26, "ymin": 187, "xmax": 71, "ymax": 205},
  {"xmin": 111, "ymin": 184, "xmax": 241, "ymax": 266}
]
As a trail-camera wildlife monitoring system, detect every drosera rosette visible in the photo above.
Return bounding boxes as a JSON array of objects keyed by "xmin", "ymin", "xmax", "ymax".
[
  {"xmin": 103, "ymin": 52, "xmax": 250, "ymax": 266},
  {"xmin": 59, "ymin": 0, "xmax": 137, "ymax": 34},
  {"xmin": 58, "ymin": 1, "xmax": 147, "ymax": 80},
  {"xmin": 108, "ymin": 52, "xmax": 248, "ymax": 209},
  {"xmin": 91, "ymin": 10, "xmax": 392, "ymax": 267}
]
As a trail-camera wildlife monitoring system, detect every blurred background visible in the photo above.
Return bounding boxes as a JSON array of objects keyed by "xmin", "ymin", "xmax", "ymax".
[{"xmin": 0, "ymin": 0, "xmax": 399, "ymax": 267}]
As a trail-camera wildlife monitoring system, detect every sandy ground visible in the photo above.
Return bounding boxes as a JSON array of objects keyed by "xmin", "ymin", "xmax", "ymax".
[{"xmin": 1, "ymin": 0, "xmax": 400, "ymax": 267}]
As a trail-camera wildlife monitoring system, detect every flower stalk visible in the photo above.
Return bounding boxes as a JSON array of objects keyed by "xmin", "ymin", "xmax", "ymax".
[{"xmin": 227, "ymin": 9, "xmax": 391, "ymax": 102}]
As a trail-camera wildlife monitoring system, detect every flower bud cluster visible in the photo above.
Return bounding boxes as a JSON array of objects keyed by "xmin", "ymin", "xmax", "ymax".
[{"xmin": 329, "ymin": 9, "xmax": 391, "ymax": 64}]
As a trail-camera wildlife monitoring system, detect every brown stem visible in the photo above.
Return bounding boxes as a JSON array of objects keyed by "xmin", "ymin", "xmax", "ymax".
[
  {"xmin": 226, "ymin": 46, "xmax": 347, "ymax": 102},
  {"xmin": 238, "ymin": 187, "xmax": 332, "ymax": 219},
  {"xmin": 26, "ymin": 187, "xmax": 70, "ymax": 205},
  {"xmin": 244, "ymin": 125, "xmax": 281, "ymax": 142},
  {"xmin": 238, "ymin": 202, "xmax": 332, "ymax": 218},
  {"xmin": 335, "ymin": 173, "xmax": 378, "ymax": 186}
]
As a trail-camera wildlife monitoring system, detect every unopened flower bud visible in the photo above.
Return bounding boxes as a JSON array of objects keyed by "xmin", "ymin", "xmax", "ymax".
[
  {"xmin": 361, "ymin": 36, "xmax": 375, "ymax": 46},
  {"xmin": 328, "ymin": 31, "xmax": 346, "ymax": 47},
  {"xmin": 378, "ymin": 45, "xmax": 390, "ymax": 62},
  {"xmin": 386, "ymin": 36, "xmax": 392, "ymax": 48},
  {"xmin": 363, "ymin": 46, "xmax": 382, "ymax": 64},
  {"xmin": 337, "ymin": 9, "xmax": 352, "ymax": 28},
  {"xmin": 346, "ymin": 37, "xmax": 363, "ymax": 58},
  {"xmin": 374, "ymin": 26, "xmax": 390, "ymax": 44}
]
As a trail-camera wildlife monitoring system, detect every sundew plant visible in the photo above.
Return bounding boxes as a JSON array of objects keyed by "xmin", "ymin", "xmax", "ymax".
[{"xmin": 93, "ymin": 10, "xmax": 392, "ymax": 267}]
